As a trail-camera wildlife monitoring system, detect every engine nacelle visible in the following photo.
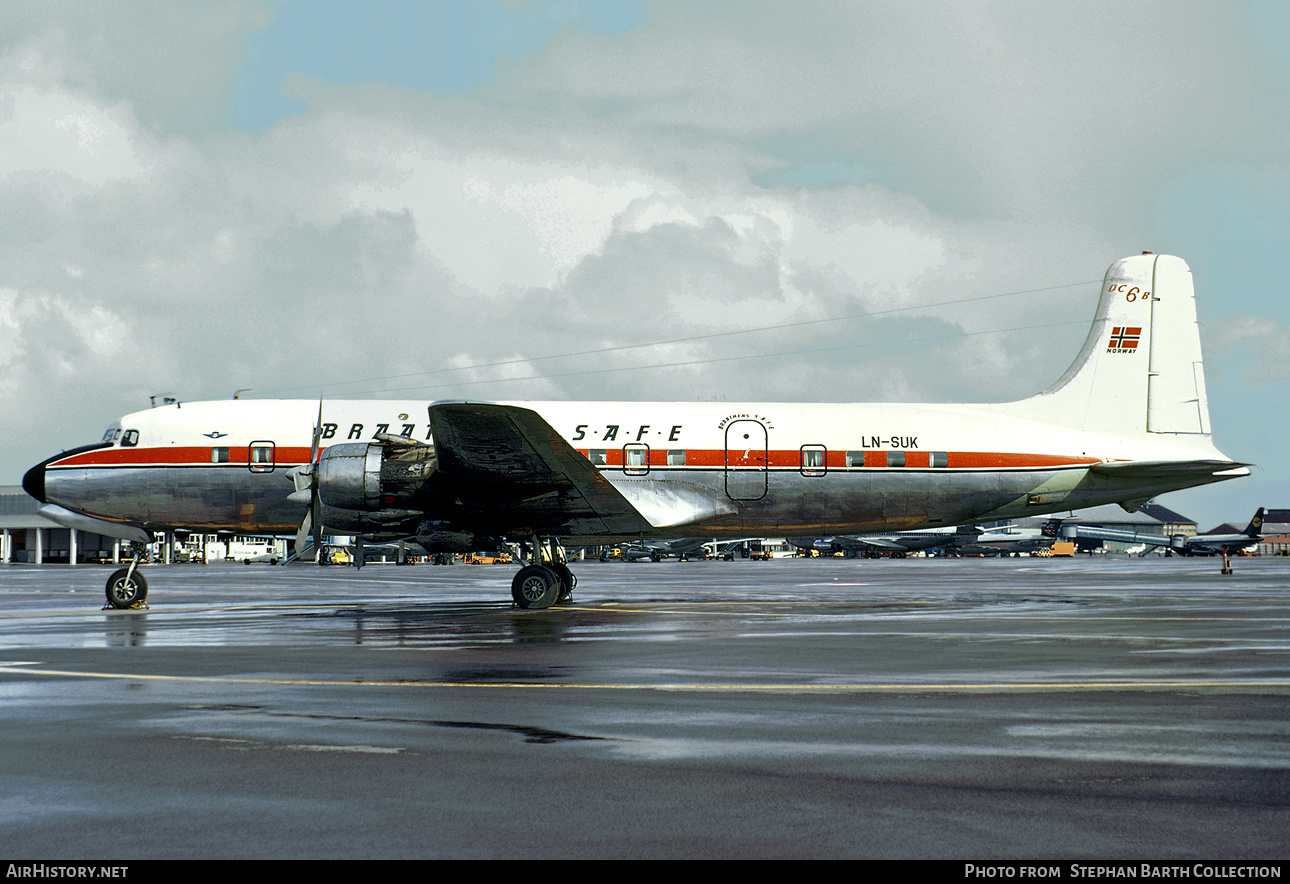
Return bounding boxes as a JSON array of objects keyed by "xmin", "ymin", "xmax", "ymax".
[
  {"xmin": 316, "ymin": 442, "xmax": 383, "ymax": 511},
  {"xmin": 414, "ymin": 521, "xmax": 500, "ymax": 553},
  {"xmin": 313, "ymin": 437, "xmax": 438, "ymax": 534}
]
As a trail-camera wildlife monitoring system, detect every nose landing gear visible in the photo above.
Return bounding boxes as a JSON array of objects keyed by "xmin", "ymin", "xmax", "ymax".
[{"xmin": 105, "ymin": 549, "xmax": 149, "ymax": 609}]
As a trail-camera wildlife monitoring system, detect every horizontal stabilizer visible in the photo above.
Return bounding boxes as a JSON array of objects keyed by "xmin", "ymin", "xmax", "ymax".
[{"xmin": 1088, "ymin": 460, "xmax": 1251, "ymax": 480}]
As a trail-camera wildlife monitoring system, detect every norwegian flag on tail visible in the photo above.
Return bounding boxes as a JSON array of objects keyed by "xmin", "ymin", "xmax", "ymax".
[{"xmin": 1107, "ymin": 326, "xmax": 1141, "ymax": 352}]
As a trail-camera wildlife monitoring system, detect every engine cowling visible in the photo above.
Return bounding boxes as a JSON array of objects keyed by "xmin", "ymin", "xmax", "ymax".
[
  {"xmin": 313, "ymin": 437, "xmax": 437, "ymax": 534},
  {"xmin": 414, "ymin": 521, "xmax": 500, "ymax": 553}
]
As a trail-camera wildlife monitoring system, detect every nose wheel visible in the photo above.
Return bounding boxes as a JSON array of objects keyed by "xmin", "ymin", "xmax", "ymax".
[{"xmin": 105, "ymin": 567, "xmax": 148, "ymax": 609}]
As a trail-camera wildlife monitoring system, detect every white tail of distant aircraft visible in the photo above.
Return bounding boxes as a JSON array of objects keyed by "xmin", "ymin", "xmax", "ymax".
[{"xmin": 25, "ymin": 253, "xmax": 1249, "ymax": 608}]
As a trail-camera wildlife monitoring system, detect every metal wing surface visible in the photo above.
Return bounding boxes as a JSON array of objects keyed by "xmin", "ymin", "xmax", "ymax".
[{"xmin": 427, "ymin": 401, "xmax": 653, "ymax": 538}]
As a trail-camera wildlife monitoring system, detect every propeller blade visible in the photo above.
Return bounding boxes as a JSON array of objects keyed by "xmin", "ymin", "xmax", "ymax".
[
  {"xmin": 311, "ymin": 493, "xmax": 323, "ymax": 566},
  {"xmin": 295, "ymin": 508, "xmax": 315, "ymax": 562},
  {"xmin": 310, "ymin": 397, "xmax": 323, "ymax": 465},
  {"xmin": 291, "ymin": 396, "xmax": 326, "ymax": 564}
]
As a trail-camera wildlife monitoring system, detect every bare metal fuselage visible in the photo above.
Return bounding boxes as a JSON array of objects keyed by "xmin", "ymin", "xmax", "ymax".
[{"xmin": 28, "ymin": 397, "xmax": 1238, "ymax": 543}]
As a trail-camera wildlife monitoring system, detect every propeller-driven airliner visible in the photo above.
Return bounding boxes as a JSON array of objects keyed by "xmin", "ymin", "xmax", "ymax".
[{"xmin": 23, "ymin": 253, "xmax": 1250, "ymax": 609}]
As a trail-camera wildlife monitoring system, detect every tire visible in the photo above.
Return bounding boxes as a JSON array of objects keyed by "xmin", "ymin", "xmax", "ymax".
[
  {"xmin": 511, "ymin": 565, "xmax": 560, "ymax": 609},
  {"xmin": 105, "ymin": 569, "xmax": 148, "ymax": 609},
  {"xmin": 550, "ymin": 562, "xmax": 576, "ymax": 603}
]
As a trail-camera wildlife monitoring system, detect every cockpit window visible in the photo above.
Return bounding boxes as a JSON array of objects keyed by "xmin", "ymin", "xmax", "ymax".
[
  {"xmin": 101, "ymin": 428, "xmax": 122, "ymax": 444},
  {"xmin": 121, "ymin": 430, "xmax": 140, "ymax": 447}
]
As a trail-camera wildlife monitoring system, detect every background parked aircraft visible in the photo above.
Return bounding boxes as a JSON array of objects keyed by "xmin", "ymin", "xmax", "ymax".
[
  {"xmin": 1062, "ymin": 509, "xmax": 1264, "ymax": 557},
  {"xmin": 788, "ymin": 526, "xmax": 977, "ymax": 558}
]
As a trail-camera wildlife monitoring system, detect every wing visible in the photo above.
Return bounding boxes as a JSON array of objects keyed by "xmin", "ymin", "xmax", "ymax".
[{"xmin": 427, "ymin": 401, "xmax": 654, "ymax": 538}]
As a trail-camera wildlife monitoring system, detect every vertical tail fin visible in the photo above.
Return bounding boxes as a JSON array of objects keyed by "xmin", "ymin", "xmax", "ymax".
[
  {"xmin": 1244, "ymin": 507, "xmax": 1265, "ymax": 537},
  {"xmin": 1023, "ymin": 253, "xmax": 1212, "ymax": 438}
]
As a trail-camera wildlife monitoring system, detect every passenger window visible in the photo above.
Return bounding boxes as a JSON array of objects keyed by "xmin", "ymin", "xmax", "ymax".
[
  {"xmin": 886, "ymin": 451, "xmax": 905, "ymax": 468},
  {"xmin": 121, "ymin": 430, "xmax": 139, "ymax": 447},
  {"xmin": 249, "ymin": 441, "xmax": 275, "ymax": 473},
  {"xmin": 211, "ymin": 447, "xmax": 230, "ymax": 463},
  {"xmin": 800, "ymin": 445, "xmax": 826, "ymax": 477},
  {"xmin": 931, "ymin": 451, "xmax": 948, "ymax": 468},
  {"xmin": 846, "ymin": 451, "xmax": 864, "ymax": 467},
  {"xmin": 623, "ymin": 444, "xmax": 649, "ymax": 476},
  {"xmin": 667, "ymin": 449, "xmax": 686, "ymax": 466},
  {"xmin": 589, "ymin": 449, "xmax": 607, "ymax": 466}
]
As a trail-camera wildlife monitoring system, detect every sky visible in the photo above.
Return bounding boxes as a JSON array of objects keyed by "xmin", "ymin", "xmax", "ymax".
[{"xmin": 2, "ymin": 0, "xmax": 1288, "ymax": 530}]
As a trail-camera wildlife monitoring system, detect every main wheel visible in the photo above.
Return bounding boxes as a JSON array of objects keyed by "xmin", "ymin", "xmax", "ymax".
[
  {"xmin": 511, "ymin": 565, "xmax": 560, "ymax": 609},
  {"xmin": 105, "ymin": 569, "xmax": 148, "ymax": 609},
  {"xmin": 550, "ymin": 562, "xmax": 576, "ymax": 603}
]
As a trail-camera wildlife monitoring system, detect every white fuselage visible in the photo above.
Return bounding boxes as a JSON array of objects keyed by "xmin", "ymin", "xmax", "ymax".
[{"xmin": 29, "ymin": 394, "xmax": 1234, "ymax": 539}]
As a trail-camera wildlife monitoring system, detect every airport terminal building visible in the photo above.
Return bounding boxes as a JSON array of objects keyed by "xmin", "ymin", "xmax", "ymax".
[
  {"xmin": 0, "ymin": 485, "xmax": 287, "ymax": 565},
  {"xmin": 1, "ymin": 484, "xmax": 124, "ymax": 564}
]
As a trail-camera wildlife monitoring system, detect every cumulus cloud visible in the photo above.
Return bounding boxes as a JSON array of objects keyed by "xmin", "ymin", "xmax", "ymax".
[
  {"xmin": 1205, "ymin": 314, "xmax": 1290, "ymax": 383},
  {"xmin": 1, "ymin": 0, "xmax": 1287, "ymax": 534}
]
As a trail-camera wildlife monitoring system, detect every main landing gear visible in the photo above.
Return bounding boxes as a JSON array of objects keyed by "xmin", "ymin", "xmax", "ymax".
[{"xmin": 510, "ymin": 538, "xmax": 575, "ymax": 610}]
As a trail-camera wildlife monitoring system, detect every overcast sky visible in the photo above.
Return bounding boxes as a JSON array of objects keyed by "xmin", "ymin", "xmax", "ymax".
[{"xmin": 2, "ymin": 0, "xmax": 1287, "ymax": 528}]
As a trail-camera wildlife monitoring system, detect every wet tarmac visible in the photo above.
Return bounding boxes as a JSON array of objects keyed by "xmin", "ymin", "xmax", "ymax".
[{"xmin": 1, "ymin": 556, "xmax": 1287, "ymax": 859}]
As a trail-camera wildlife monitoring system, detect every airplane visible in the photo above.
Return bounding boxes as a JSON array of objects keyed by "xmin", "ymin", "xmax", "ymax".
[
  {"xmin": 788, "ymin": 526, "xmax": 977, "ymax": 557},
  {"xmin": 618, "ymin": 538, "xmax": 712, "ymax": 561},
  {"xmin": 790, "ymin": 518, "xmax": 1062, "ymax": 558},
  {"xmin": 1060, "ymin": 508, "xmax": 1265, "ymax": 557},
  {"xmin": 959, "ymin": 519, "xmax": 1064, "ymax": 556},
  {"xmin": 23, "ymin": 253, "xmax": 1251, "ymax": 610}
]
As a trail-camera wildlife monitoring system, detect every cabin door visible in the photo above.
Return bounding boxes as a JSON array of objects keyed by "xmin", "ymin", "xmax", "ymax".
[{"xmin": 724, "ymin": 420, "xmax": 768, "ymax": 501}]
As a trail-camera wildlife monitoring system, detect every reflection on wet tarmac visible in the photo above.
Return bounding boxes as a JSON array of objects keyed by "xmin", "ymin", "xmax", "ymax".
[{"xmin": 1, "ymin": 557, "xmax": 1287, "ymax": 858}]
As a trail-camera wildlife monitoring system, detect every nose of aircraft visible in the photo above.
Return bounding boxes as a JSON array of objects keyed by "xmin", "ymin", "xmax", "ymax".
[
  {"xmin": 23, "ymin": 442, "xmax": 113, "ymax": 505},
  {"xmin": 22, "ymin": 460, "xmax": 46, "ymax": 503}
]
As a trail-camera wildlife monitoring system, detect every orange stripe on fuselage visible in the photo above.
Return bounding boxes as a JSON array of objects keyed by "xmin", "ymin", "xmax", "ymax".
[
  {"xmin": 50, "ymin": 446, "xmax": 315, "ymax": 467},
  {"xmin": 52, "ymin": 445, "xmax": 1106, "ymax": 472},
  {"xmin": 578, "ymin": 449, "xmax": 1103, "ymax": 470}
]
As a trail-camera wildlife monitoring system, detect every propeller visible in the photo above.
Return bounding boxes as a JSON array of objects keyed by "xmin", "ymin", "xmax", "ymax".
[{"xmin": 288, "ymin": 399, "xmax": 324, "ymax": 563}]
